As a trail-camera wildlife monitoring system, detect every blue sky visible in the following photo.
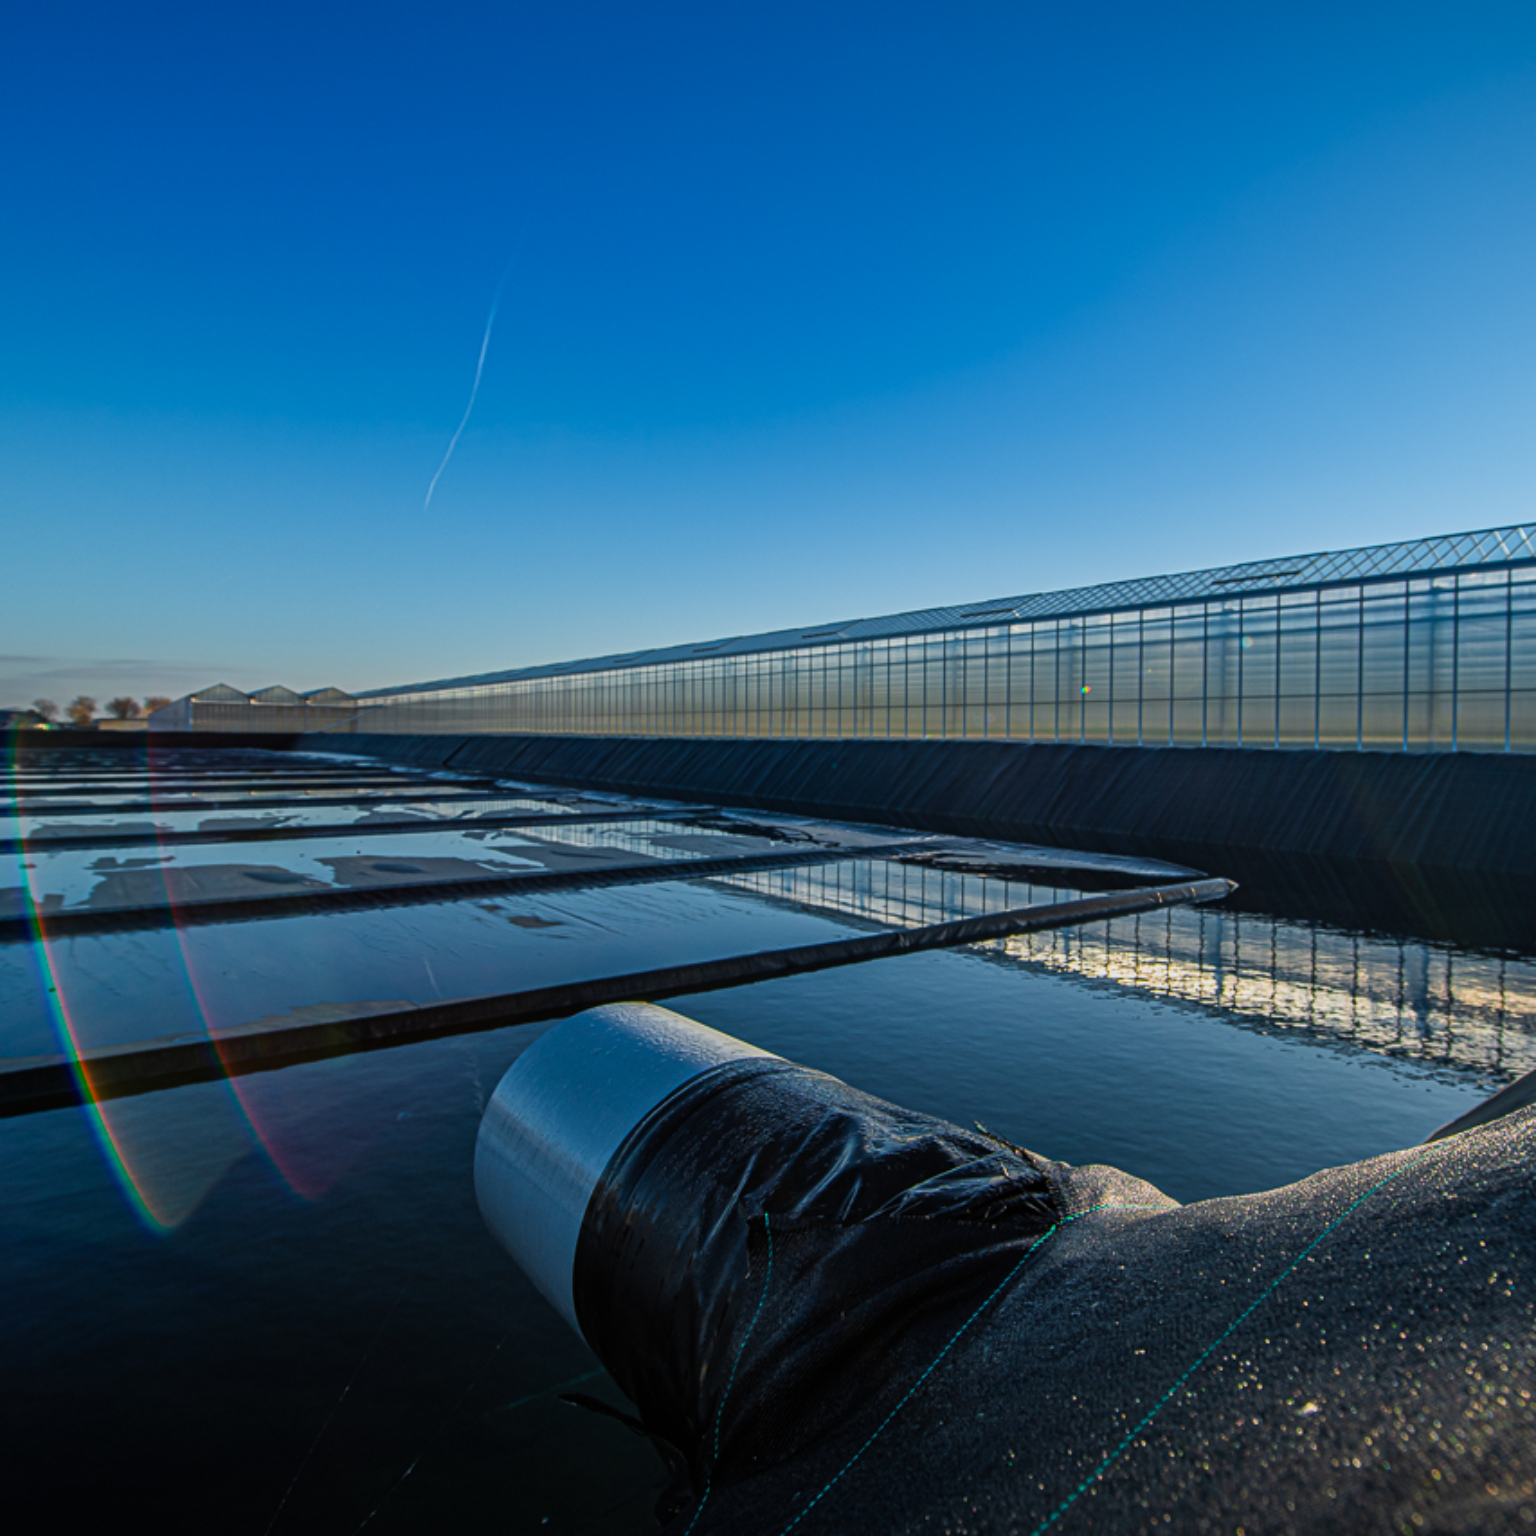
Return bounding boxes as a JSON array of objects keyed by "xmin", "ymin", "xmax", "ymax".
[{"xmin": 4, "ymin": 2, "xmax": 1536, "ymax": 703}]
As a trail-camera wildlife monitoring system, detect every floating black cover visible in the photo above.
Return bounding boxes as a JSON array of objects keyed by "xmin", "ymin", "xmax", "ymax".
[{"xmin": 572, "ymin": 1057, "xmax": 1536, "ymax": 1534}]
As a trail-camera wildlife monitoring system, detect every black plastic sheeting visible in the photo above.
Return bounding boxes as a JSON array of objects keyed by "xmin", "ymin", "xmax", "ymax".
[
  {"xmin": 568, "ymin": 1055, "xmax": 1536, "ymax": 1535},
  {"xmin": 313, "ymin": 734, "xmax": 1535, "ymax": 872},
  {"xmin": 574, "ymin": 1057, "xmax": 1058, "ymax": 1525},
  {"xmin": 315, "ymin": 733, "xmax": 1536, "ymax": 946}
]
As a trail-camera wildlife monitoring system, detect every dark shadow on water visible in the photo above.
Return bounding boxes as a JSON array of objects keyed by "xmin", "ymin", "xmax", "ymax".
[{"xmin": 1178, "ymin": 847, "xmax": 1536, "ymax": 955}]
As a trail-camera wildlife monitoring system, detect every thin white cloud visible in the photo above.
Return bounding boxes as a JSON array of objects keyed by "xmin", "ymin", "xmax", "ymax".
[{"xmin": 423, "ymin": 246, "xmax": 522, "ymax": 511}]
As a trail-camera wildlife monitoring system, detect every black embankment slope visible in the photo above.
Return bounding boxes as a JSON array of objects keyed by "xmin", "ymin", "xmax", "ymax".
[{"xmin": 311, "ymin": 733, "xmax": 1536, "ymax": 947}]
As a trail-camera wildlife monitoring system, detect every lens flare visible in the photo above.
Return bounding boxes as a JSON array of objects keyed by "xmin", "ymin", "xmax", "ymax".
[
  {"xmin": 136, "ymin": 754, "xmax": 333, "ymax": 1201},
  {"xmin": 9, "ymin": 747, "xmax": 173, "ymax": 1230},
  {"xmin": 8, "ymin": 749, "xmax": 316, "ymax": 1229}
]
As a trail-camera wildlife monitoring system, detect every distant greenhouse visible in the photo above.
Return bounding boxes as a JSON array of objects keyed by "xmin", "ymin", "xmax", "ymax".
[
  {"xmin": 347, "ymin": 525, "xmax": 1536, "ymax": 754},
  {"xmin": 149, "ymin": 684, "xmax": 356, "ymax": 734}
]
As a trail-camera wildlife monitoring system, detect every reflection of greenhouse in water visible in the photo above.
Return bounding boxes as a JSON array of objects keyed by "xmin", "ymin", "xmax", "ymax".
[{"xmin": 722, "ymin": 859, "xmax": 1536, "ymax": 1081}]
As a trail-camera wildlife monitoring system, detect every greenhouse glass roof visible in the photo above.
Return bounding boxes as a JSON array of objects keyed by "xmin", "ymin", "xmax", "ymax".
[{"xmin": 358, "ymin": 523, "xmax": 1536, "ymax": 698}]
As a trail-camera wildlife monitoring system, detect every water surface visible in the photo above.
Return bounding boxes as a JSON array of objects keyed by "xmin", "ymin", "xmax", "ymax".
[{"xmin": 2, "ymin": 750, "xmax": 1525, "ymax": 1535}]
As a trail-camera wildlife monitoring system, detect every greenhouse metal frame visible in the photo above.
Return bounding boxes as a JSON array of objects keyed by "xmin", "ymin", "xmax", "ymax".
[{"xmin": 348, "ymin": 523, "xmax": 1536, "ymax": 753}]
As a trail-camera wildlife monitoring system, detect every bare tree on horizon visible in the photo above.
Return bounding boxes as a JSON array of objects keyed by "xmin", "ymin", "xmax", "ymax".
[
  {"xmin": 31, "ymin": 698, "xmax": 58, "ymax": 722},
  {"xmin": 143, "ymin": 696, "xmax": 173, "ymax": 714},
  {"xmin": 106, "ymin": 697, "xmax": 143, "ymax": 720},
  {"xmin": 67, "ymin": 695, "xmax": 97, "ymax": 727}
]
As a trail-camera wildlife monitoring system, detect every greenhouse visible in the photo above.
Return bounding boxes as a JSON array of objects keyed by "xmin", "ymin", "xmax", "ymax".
[
  {"xmin": 352, "ymin": 524, "xmax": 1536, "ymax": 753},
  {"xmin": 149, "ymin": 683, "xmax": 356, "ymax": 734}
]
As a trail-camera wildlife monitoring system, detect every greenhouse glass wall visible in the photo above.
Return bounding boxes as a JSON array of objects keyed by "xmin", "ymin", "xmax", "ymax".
[{"xmin": 353, "ymin": 524, "xmax": 1536, "ymax": 752}]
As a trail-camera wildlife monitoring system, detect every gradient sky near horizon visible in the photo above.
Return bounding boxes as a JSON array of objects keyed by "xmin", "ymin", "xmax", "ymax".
[{"xmin": 5, "ymin": 2, "xmax": 1536, "ymax": 705}]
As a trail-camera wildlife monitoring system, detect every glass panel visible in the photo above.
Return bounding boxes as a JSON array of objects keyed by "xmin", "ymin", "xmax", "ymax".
[{"xmin": 341, "ymin": 557, "xmax": 1536, "ymax": 757}]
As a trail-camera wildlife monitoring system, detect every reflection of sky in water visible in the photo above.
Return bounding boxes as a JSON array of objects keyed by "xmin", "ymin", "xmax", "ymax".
[
  {"xmin": 8, "ymin": 835, "xmax": 1531, "ymax": 1085},
  {"xmin": 6, "ymin": 785, "xmax": 469, "ymax": 806},
  {"xmin": 5, "ymin": 860, "xmax": 1500, "ymax": 1237},
  {"xmin": 4, "ymin": 844, "xmax": 881, "ymax": 1231},
  {"xmin": 0, "ymin": 792, "xmax": 582, "ymax": 838},
  {"xmin": 0, "ymin": 877, "xmax": 875, "ymax": 1057},
  {"xmin": 3, "ymin": 818, "xmax": 740, "ymax": 910},
  {"xmin": 10, "ymin": 830, "xmax": 541, "ymax": 906}
]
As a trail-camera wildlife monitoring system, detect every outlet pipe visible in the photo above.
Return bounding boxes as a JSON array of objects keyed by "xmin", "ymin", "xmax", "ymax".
[{"xmin": 474, "ymin": 1002, "xmax": 778, "ymax": 1333}]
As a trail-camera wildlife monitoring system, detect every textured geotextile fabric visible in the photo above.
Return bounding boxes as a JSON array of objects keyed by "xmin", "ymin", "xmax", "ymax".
[{"xmin": 574, "ymin": 1062, "xmax": 1536, "ymax": 1535}]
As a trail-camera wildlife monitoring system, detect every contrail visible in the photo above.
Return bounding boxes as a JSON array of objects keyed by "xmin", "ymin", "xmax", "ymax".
[{"xmin": 423, "ymin": 251, "xmax": 519, "ymax": 511}]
